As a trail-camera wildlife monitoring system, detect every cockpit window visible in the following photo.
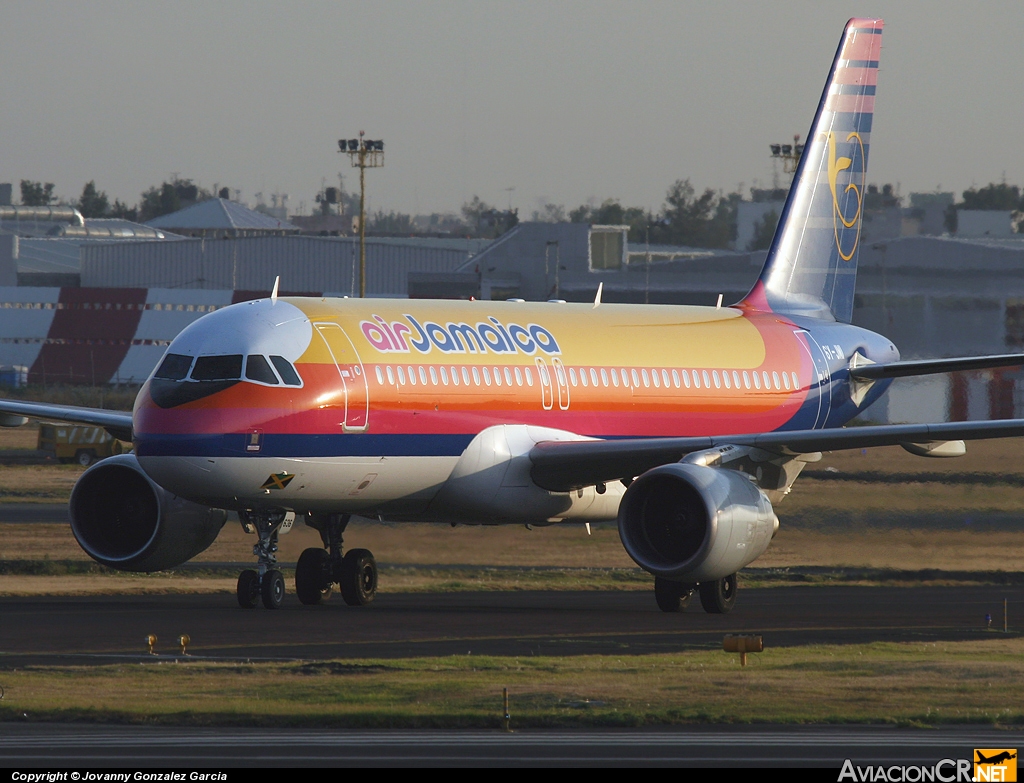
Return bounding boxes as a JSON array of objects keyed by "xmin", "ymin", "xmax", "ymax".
[
  {"xmin": 245, "ymin": 355, "xmax": 279, "ymax": 385},
  {"xmin": 270, "ymin": 355, "xmax": 302, "ymax": 386},
  {"xmin": 191, "ymin": 355, "xmax": 243, "ymax": 381},
  {"xmin": 154, "ymin": 353, "xmax": 193, "ymax": 380}
]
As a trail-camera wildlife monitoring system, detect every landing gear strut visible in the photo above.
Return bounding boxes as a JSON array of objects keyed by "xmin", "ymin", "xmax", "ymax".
[
  {"xmin": 236, "ymin": 508, "xmax": 289, "ymax": 609},
  {"xmin": 295, "ymin": 513, "xmax": 378, "ymax": 607},
  {"xmin": 654, "ymin": 573, "xmax": 737, "ymax": 614}
]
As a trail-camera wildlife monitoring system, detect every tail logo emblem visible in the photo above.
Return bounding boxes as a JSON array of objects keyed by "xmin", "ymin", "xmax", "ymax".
[{"xmin": 827, "ymin": 130, "xmax": 866, "ymax": 261}]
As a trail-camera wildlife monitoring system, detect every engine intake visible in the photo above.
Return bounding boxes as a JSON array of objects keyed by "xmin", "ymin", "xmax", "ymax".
[
  {"xmin": 70, "ymin": 454, "xmax": 227, "ymax": 572},
  {"xmin": 617, "ymin": 463, "xmax": 777, "ymax": 582}
]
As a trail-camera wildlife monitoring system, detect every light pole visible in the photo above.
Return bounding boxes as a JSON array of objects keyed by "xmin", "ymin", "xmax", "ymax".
[
  {"xmin": 338, "ymin": 131, "xmax": 385, "ymax": 298},
  {"xmin": 769, "ymin": 134, "xmax": 804, "ymax": 176}
]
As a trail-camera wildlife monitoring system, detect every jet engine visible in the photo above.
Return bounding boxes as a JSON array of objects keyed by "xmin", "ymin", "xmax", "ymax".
[
  {"xmin": 69, "ymin": 454, "xmax": 228, "ymax": 572},
  {"xmin": 617, "ymin": 463, "xmax": 777, "ymax": 582}
]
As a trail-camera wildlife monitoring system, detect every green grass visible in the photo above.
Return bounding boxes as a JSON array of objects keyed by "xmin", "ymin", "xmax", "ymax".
[{"xmin": 1, "ymin": 640, "xmax": 1021, "ymax": 728}]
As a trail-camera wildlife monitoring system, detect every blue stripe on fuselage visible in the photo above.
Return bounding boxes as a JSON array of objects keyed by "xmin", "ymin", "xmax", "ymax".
[{"xmin": 135, "ymin": 433, "xmax": 477, "ymax": 458}]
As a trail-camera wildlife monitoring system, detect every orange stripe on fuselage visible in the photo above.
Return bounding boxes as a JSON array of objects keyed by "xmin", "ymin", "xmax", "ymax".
[{"xmin": 136, "ymin": 300, "xmax": 812, "ymax": 438}]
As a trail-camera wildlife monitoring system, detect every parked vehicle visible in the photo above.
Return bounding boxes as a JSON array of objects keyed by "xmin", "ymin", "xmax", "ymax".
[{"xmin": 37, "ymin": 424, "xmax": 125, "ymax": 466}]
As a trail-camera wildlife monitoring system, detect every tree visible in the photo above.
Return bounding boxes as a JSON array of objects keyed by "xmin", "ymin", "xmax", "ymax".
[
  {"xmin": 531, "ymin": 203, "xmax": 566, "ymax": 223},
  {"xmin": 77, "ymin": 181, "xmax": 109, "ymax": 218},
  {"xmin": 460, "ymin": 196, "xmax": 517, "ymax": 238},
  {"xmin": 109, "ymin": 200, "xmax": 137, "ymax": 222},
  {"xmin": 649, "ymin": 180, "xmax": 738, "ymax": 248},
  {"xmin": 569, "ymin": 199, "xmax": 648, "ymax": 241},
  {"xmin": 138, "ymin": 177, "xmax": 210, "ymax": 222},
  {"xmin": 461, "ymin": 195, "xmax": 496, "ymax": 227},
  {"xmin": 960, "ymin": 183, "xmax": 1022, "ymax": 211},
  {"xmin": 748, "ymin": 209, "xmax": 779, "ymax": 251},
  {"xmin": 367, "ymin": 210, "xmax": 413, "ymax": 234},
  {"xmin": 20, "ymin": 180, "xmax": 55, "ymax": 206},
  {"xmin": 864, "ymin": 183, "xmax": 901, "ymax": 211}
]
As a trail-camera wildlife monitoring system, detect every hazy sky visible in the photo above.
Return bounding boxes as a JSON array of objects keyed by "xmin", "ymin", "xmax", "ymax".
[{"xmin": 1, "ymin": 1, "xmax": 1021, "ymax": 218}]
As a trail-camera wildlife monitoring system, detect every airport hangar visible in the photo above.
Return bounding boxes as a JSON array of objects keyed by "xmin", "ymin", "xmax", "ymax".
[{"xmin": 2, "ymin": 197, "xmax": 1024, "ymax": 425}]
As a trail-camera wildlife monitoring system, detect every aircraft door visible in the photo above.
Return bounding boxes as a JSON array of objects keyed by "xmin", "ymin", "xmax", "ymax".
[
  {"xmin": 535, "ymin": 357, "xmax": 554, "ymax": 410},
  {"xmin": 314, "ymin": 322, "xmax": 369, "ymax": 431},
  {"xmin": 796, "ymin": 329, "xmax": 832, "ymax": 428},
  {"xmin": 551, "ymin": 357, "xmax": 570, "ymax": 410}
]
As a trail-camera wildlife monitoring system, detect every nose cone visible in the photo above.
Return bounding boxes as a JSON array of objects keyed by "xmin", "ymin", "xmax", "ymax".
[
  {"xmin": 165, "ymin": 298, "xmax": 312, "ymax": 365},
  {"xmin": 133, "ymin": 298, "xmax": 313, "ymax": 440},
  {"xmin": 140, "ymin": 299, "xmax": 312, "ymax": 410}
]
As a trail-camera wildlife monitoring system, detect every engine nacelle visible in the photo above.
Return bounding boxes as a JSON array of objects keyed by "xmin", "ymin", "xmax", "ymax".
[
  {"xmin": 69, "ymin": 453, "xmax": 228, "ymax": 572},
  {"xmin": 617, "ymin": 463, "xmax": 777, "ymax": 582}
]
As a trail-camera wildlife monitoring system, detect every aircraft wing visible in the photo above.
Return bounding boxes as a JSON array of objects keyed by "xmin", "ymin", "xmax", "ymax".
[
  {"xmin": 529, "ymin": 418, "xmax": 1024, "ymax": 492},
  {"xmin": 850, "ymin": 352, "xmax": 1024, "ymax": 380},
  {"xmin": 0, "ymin": 399, "xmax": 133, "ymax": 441}
]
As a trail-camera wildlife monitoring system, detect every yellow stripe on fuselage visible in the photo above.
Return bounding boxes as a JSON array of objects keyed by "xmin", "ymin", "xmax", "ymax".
[{"xmin": 289, "ymin": 299, "xmax": 767, "ymax": 370}]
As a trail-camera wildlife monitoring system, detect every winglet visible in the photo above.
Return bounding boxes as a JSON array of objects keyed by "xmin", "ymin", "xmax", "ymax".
[
  {"xmin": 271, "ymin": 276, "xmax": 280, "ymax": 304},
  {"xmin": 593, "ymin": 282, "xmax": 603, "ymax": 309}
]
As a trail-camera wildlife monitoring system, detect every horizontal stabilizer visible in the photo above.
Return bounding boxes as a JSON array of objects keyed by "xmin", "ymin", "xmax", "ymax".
[{"xmin": 850, "ymin": 352, "xmax": 1024, "ymax": 381}]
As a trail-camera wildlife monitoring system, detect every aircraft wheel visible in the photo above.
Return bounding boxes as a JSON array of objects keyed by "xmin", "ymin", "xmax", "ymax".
[
  {"xmin": 651, "ymin": 573, "xmax": 684, "ymax": 610},
  {"xmin": 339, "ymin": 548, "xmax": 377, "ymax": 606},
  {"xmin": 261, "ymin": 568, "xmax": 286, "ymax": 610},
  {"xmin": 295, "ymin": 548, "xmax": 333, "ymax": 605},
  {"xmin": 699, "ymin": 573, "xmax": 738, "ymax": 614},
  {"xmin": 654, "ymin": 577, "xmax": 691, "ymax": 613},
  {"xmin": 236, "ymin": 569, "xmax": 260, "ymax": 609}
]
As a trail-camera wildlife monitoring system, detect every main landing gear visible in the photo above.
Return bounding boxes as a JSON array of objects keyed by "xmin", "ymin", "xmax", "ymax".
[
  {"xmin": 236, "ymin": 508, "xmax": 290, "ymax": 609},
  {"xmin": 294, "ymin": 513, "xmax": 378, "ymax": 607},
  {"xmin": 654, "ymin": 573, "xmax": 737, "ymax": 614}
]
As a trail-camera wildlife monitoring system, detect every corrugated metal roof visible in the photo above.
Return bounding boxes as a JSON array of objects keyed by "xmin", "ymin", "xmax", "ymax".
[
  {"xmin": 625, "ymin": 242, "xmax": 731, "ymax": 257},
  {"xmin": 80, "ymin": 235, "xmax": 474, "ymax": 296},
  {"xmin": 365, "ymin": 236, "xmax": 492, "ymax": 254},
  {"xmin": 146, "ymin": 198, "xmax": 299, "ymax": 232}
]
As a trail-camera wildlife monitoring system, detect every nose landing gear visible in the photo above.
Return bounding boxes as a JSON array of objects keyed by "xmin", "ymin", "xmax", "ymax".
[
  {"xmin": 236, "ymin": 508, "xmax": 289, "ymax": 609},
  {"xmin": 295, "ymin": 513, "xmax": 378, "ymax": 607}
]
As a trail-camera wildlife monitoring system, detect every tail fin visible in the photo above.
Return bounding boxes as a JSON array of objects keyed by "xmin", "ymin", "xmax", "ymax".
[{"xmin": 742, "ymin": 18, "xmax": 883, "ymax": 322}]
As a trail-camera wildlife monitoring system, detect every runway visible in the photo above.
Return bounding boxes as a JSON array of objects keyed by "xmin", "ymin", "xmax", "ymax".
[
  {"xmin": 0, "ymin": 725, "xmax": 1021, "ymax": 767},
  {"xmin": 0, "ymin": 503, "xmax": 67, "ymax": 523},
  {"xmin": 0, "ymin": 584, "xmax": 1019, "ymax": 664},
  {"xmin": 0, "ymin": 583, "xmax": 1021, "ymax": 767}
]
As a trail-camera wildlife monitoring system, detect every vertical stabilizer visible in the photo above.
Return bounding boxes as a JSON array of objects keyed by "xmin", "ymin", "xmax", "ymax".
[{"xmin": 742, "ymin": 18, "xmax": 883, "ymax": 322}]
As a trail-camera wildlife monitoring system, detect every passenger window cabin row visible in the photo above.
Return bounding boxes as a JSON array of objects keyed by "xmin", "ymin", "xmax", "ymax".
[{"xmin": 373, "ymin": 364, "xmax": 801, "ymax": 393}]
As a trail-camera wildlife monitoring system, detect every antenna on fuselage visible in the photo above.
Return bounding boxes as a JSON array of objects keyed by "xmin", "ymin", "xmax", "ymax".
[
  {"xmin": 593, "ymin": 282, "xmax": 603, "ymax": 309},
  {"xmin": 271, "ymin": 276, "xmax": 280, "ymax": 305}
]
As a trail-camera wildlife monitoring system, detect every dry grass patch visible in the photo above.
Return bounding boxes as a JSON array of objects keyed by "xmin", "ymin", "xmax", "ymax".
[
  {"xmin": 0, "ymin": 465, "xmax": 81, "ymax": 503},
  {"xmin": 1, "ymin": 639, "xmax": 1021, "ymax": 727}
]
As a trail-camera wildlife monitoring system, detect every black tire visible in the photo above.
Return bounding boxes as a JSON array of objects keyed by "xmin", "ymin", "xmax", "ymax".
[
  {"xmin": 75, "ymin": 450, "xmax": 95, "ymax": 467},
  {"xmin": 261, "ymin": 569, "xmax": 285, "ymax": 609},
  {"xmin": 295, "ymin": 548, "xmax": 333, "ymax": 605},
  {"xmin": 654, "ymin": 577, "xmax": 684, "ymax": 613},
  {"xmin": 699, "ymin": 573, "xmax": 738, "ymax": 614},
  {"xmin": 654, "ymin": 579, "xmax": 693, "ymax": 613},
  {"xmin": 236, "ymin": 569, "xmax": 260, "ymax": 609},
  {"xmin": 339, "ymin": 548, "xmax": 377, "ymax": 606}
]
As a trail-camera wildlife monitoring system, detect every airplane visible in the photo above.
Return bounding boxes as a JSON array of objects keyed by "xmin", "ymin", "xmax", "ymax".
[
  {"xmin": 3, "ymin": 17, "xmax": 1024, "ymax": 614},
  {"xmin": 976, "ymin": 751, "xmax": 1017, "ymax": 765}
]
